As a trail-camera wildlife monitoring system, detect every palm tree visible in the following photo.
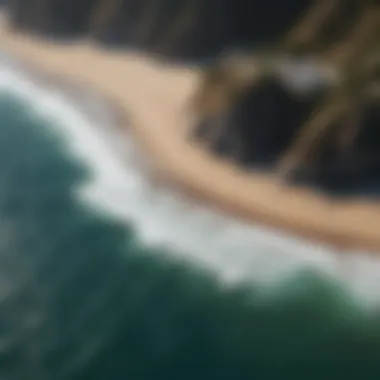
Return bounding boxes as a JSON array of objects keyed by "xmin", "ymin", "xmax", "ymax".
[
  {"xmin": 192, "ymin": 0, "xmax": 380, "ymax": 184},
  {"xmin": 277, "ymin": 0, "xmax": 380, "ymax": 178}
]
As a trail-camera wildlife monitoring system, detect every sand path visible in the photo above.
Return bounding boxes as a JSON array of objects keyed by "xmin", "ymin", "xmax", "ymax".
[{"xmin": 1, "ymin": 25, "xmax": 380, "ymax": 252}]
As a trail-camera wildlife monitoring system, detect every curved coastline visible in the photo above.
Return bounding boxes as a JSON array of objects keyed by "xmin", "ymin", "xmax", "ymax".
[
  {"xmin": 4, "ymin": 23, "xmax": 380, "ymax": 301},
  {"xmin": 2, "ymin": 28, "xmax": 380, "ymax": 253},
  {"xmin": 3, "ymin": 63, "xmax": 380, "ymax": 380}
]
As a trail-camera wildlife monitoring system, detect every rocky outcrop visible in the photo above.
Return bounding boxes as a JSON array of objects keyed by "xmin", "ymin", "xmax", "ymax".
[
  {"xmin": 190, "ymin": 49, "xmax": 380, "ymax": 196},
  {"xmin": 191, "ymin": 55, "xmax": 332, "ymax": 168}
]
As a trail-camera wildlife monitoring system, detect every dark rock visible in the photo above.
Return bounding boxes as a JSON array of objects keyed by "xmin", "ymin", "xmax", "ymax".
[
  {"xmin": 191, "ymin": 60, "xmax": 380, "ymax": 197},
  {"xmin": 192, "ymin": 77, "xmax": 320, "ymax": 168},
  {"xmin": 5, "ymin": 0, "xmax": 312, "ymax": 61}
]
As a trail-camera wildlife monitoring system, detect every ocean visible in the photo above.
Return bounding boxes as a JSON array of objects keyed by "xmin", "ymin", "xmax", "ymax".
[{"xmin": 1, "ymin": 55, "xmax": 380, "ymax": 380}]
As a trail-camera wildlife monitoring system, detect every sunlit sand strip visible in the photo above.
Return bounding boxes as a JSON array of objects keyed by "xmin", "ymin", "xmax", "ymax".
[
  {"xmin": 1, "ymin": 26, "xmax": 380, "ymax": 253},
  {"xmin": 2, "ymin": 26, "xmax": 380, "ymax": 306}
]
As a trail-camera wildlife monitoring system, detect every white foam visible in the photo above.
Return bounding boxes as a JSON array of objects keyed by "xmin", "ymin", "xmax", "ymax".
[{"xmin": 1, "ymin": 60, "xmax": 380, "ymax": 306}]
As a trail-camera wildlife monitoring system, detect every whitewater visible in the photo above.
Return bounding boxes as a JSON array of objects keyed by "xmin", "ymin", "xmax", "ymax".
[{"xmin": 1, "ymin": 54, "xmax": 380, "ymax": 307}]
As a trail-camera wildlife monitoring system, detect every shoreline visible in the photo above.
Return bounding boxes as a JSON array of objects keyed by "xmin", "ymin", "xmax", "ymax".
[{"xmin": 1, "ymin": 26, "xmax": 380, "ymax": 253}]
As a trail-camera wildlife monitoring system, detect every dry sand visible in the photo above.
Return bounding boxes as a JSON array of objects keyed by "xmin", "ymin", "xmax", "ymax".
[{"xmin": 1, "ymin": 24, "xmax": 380, "ymax": 253}]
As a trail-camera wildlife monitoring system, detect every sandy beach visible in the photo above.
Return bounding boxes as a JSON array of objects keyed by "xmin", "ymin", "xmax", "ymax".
[{"xmin": 1, "ymin": 23, "xmax": 380, "ymax": 253}]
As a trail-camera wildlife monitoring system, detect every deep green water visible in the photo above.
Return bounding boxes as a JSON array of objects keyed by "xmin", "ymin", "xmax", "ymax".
[{"xmin": 1, "ymin": 92, "xmax": 380, "ymax": 380}]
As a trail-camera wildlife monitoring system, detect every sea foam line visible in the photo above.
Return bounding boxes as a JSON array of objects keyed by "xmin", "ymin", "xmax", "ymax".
[{"xmin": 1, "ymin": 59, "xmax": 380, "ymax": 306}]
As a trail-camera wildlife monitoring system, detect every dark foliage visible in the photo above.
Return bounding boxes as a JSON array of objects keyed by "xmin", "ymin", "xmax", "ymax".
[{"xmin": 6, "ymin": 0, "xmax": 311, "ymax": 59}]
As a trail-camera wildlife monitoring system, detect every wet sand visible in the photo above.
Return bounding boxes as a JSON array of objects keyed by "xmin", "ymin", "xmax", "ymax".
[{"xmin": 1, "ymin": 23, "xmax": 380, "ymax": 253}]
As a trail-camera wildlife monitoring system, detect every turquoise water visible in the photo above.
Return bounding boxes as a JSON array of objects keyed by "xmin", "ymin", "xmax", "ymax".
[{"xmin": 1, "ymin": 82, "xmax": 380, "ymax": 380}]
